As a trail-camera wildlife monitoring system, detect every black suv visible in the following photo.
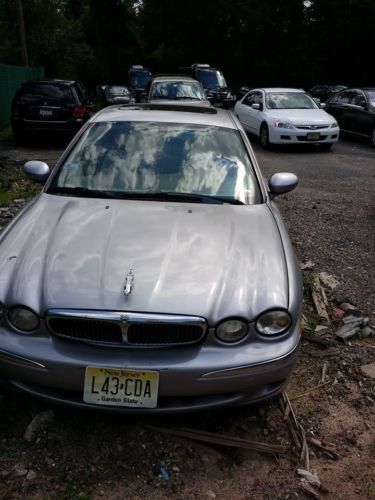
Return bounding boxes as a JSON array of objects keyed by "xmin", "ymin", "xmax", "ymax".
[
  {"xmin": 11, "ymin": 79, "xmax": 95, "ymax": 145},
  {"xmin": 180, "ymin": 64, "xmax": 235, "ymax": 108}
]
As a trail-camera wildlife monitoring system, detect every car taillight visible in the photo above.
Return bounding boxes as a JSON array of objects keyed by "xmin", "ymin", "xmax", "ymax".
[{"xmin": 73, "ymin": 105, "xmax": 86, "ymax": 118}]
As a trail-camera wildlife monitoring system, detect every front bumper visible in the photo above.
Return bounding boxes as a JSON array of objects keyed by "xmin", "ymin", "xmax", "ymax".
[
  {"xmin": 0, "ymin": 324, "xmax": 300, "ymax": 413},
  {"xmin": 269, "ymin": 126, "xmax": 340, "ymax": 144}
]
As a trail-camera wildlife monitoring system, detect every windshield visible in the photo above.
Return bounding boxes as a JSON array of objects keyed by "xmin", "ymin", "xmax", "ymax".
[
  {"xmin": 266, "ymin": 92, "xmax": 318, "ymax": 109},
  {"xmin": 18, "ymin": 83, "xmax": 73, "ymax": 103},
  {"xmin": 129, "ymin": 71, "xmax": 150, "ymax": 88},
  {"xmin": 106, "ymin": 86, "xmax": 130, "ymax": 97},
  {"xmin": 150, "ymin": 81, "xmax": 206, "ymax": 100},
  {"xmin": 196, "ymin": 70, "xmax": 227, "ymax": 89},
  {"xmin": 367, "ymin": 91, "xmax": 375, "ymax": 106},
  {"xmin": 50, "ymin": 122, "xmax": 259, "ymax": 204}
]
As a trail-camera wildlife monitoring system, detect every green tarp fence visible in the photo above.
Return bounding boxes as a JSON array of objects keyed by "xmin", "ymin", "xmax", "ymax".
[{"xmin": 0, "ymin": 63, "xmax": 45, "ymax": 130}]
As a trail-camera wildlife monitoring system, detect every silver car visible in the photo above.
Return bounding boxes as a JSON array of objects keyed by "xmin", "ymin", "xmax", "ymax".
[{"xmin": 0, "ymin": 103, "xmax": 302, "ymax": 413}]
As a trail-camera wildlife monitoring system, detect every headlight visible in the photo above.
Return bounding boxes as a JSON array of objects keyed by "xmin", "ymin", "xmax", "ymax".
[
  {"xmin": 330, "ymin": 121, "xmax": 338, "ymax": 128},
  {"xmin": 216, "ymin": 319, "xmax": 248, "ymax": 343},
  {"xmin": 8, "ymin": 306, "xmax": 39, "ymax": 332},
  {"xmin": 256, "ymin": 310, "xmax": 291, "ymax": 336},
  {"xmin": 273, "ymin": 119, "xmax": 294, "ymax": 129}
]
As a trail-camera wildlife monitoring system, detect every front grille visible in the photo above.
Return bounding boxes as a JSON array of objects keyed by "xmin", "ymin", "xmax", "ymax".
[
  {"xmin": 127, "ymin": 323, "xmax": 204, "ymax": 345},
  {"xmin": 49, "ymin": 318, "xmax": 123, "ymax": 344},
  {"xmin": 296, "ymin": 124, "xmax": 329, "ymax": 130},
  {"xmin": 47, "ymin": 311, "xmax": 207, "ymax": 347}
]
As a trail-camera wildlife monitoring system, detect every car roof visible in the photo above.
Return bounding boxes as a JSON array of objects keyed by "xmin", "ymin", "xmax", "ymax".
[
  {"xmin": 92, "ymin": 104, "xmax": 236, "ymax": 129},
  {"xmin": 21, "ymin": 79, "xmax": 76, "ymax": 86},
  {"xmin": 152, "ymin": 75, "xmax": 199, "ymax": 83}
]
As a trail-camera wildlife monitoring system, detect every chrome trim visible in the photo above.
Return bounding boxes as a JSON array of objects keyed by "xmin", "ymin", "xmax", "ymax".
[
  {"xmin": 46, "ymin": 309, "xmax": 207, "ymax": 347},
  {"xmin": 0, "ymin": 349, "xmax": 46, "ymax": 369},
  {"xmin": 200, "ymin": 341, "xmax": 299, "ymax": 379}
]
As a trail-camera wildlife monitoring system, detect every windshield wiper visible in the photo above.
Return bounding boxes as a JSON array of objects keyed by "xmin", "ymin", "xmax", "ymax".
[
  {"xmin": 48, "ymin": 186, "xmax": 120, "ymax": 199},
  {"xmin": 130, "ymin": 191, "xmax": 245, "ymax": 205}
]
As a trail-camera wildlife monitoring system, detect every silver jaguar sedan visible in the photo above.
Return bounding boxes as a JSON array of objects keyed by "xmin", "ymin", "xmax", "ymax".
[{"xmin": 0, "ymin": 103, "xmax": 302, "ymax": 413}]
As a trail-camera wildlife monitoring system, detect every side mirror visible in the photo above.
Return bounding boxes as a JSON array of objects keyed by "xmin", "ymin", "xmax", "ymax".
[
  {"xmin": 251, "ymin": 103, "xmax": 261, "ymax": 110},
  {"xmin": 269, "ymin": 172, "xmax": 298, "ymax": 196},
  {"xmin": 23, "ymin": 160, "xmax": 50, "ymax": 184},
  {"xmin": 320, "ymin": 102, "xmax": 326, "ymax": 109}
]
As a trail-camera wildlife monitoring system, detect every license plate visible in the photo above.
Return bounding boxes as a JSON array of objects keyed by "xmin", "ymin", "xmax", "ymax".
[
  {"xmin": 83, "ymin": 367, "xmax": 159, "ymax": 408},
  {"xmin": 307, "ymin": 132, "xmax": 320, "ymax": 140},
  {"xmin": 39, "ymin": 109, "xmax": 53, "ymax": 117}
]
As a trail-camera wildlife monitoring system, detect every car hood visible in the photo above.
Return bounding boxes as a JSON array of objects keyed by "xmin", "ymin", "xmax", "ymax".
[
  {"xmin": 267, "ymin": 108, "xmax": 334, "ymax": 126},
  {"xmin": 0, "ymin": 194, "xmax": 288, "ymax": 324}
]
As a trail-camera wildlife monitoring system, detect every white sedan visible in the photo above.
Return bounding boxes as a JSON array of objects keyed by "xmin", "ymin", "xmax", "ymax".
[{"xmin": 234, "ymin": 87, "xmax": 340, "ymax": 150}]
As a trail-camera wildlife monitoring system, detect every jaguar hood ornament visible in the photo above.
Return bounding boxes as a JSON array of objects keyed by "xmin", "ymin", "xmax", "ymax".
[{"xmin": 123, "ymin": 269, "xmax": 134, "ymax": 296}]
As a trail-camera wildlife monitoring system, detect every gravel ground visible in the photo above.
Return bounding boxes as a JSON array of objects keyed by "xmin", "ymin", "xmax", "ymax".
[
  {"xmin": 0, "ymin": 136, "xmax": 374, "ymax": 499},
  {"xmin": 252, "ymin": 138, "xmax": 375, "ymax": 322}
]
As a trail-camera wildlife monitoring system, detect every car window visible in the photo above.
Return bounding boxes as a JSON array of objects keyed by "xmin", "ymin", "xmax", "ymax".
[
  {"xmin": 253, "ymin": 92, "xmax": 263, "ymax": 105},
  {"xmin": 367, "ymin": 91, "xmax": 375, "ymax": 106},
  {"xmin": 265, "ymin": 92, "xmax": 317, "ymax": 109},
  {"xmin": 51, "ymin": 122, "xmax": 260, "ymax": 204},
  {"xmin": 196, "ymin": 69, "xmax": 227, "ymax": 88},
  {"xmin": 18, "ymin": 83, "xmax": 74, "ymax": 103},
  {"xmin": 334, "ymin": 90, "xmax": 352, "ymax": 105},
  {"xmin": 150, "ymin": 82, "xmax": 205, "ymax": 100},
  {"xmin": 106, "ymin": 86, "xmax": 130, "ymax": 97},
  {"xmin": 242, "ymin": 92, "xmax": 255, "ymax": 106},
  {"xmin": 350, "ymin": 90, "xmax": 367, "ymax": 107}
]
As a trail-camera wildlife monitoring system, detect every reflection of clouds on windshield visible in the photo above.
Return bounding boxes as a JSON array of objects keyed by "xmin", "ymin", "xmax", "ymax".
[{"xmin": 57, "ymin": 122, "xmax": 256, "ymax": 203}]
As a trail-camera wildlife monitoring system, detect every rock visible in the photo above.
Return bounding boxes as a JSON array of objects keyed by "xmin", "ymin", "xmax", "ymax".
[
  {"xmin": 24, "ymin": 409, "xmax": 54, "ymax": 443},
  {"xmin": 335, "ymin": 324, "xmax": 361, "ymax": 341},
  {"xmin": 26, "ymin": 469, "xmax": 37, "ymax": 481},
  {"xmin": 361, "ymin": 325, "xmax": 374, "ymax": 338},
  {"xmin": 296, "ymin": 469, "xmax": 321, "ymax": 489},
  {"xmin": 0, "ymin": 470, "xmax": 10, "ymax": 479},
  {"xmin": 206, "ymin": 491, "xmax": 217, "ymax": 499},
  {"xmin": 361, "ymin": 363, "xmax": 375, "ymax": 379},
  {"xmin": 300, "ymin": 260, "xmax": 315, "ymax": 270},
  {"xmin": 319, "ymin": 272, "xmax": 339, "ymax": 289},
  {"xmin": 13, "ymin": 465, "xmax": 28, "ymax": 478}
]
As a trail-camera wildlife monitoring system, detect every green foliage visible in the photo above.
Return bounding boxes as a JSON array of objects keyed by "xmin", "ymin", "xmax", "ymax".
[{"xmin": 1, "ymin": 0, "xmax": 375, "ymax": 87}]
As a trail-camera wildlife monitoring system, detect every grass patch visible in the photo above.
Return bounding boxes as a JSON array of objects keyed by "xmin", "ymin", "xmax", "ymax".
[
  {"xmin": 0, "ymin": 163, "xmax": 39, "ymax": 203},
  {"xmin": 0, "ymin": 126, "xmax": 12, "ymax": 142}
]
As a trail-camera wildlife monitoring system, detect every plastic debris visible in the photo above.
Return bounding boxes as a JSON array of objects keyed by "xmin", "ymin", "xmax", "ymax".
[{"xmin": 159, "ymin": 465, "xmax": 169, "ymax": 481}]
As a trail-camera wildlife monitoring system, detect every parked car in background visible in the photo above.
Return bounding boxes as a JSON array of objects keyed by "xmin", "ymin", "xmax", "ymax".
[
  {"xmin": 146, "ymin": 75, "xmax": 209, "ymax": 105},
  {"xmin": 101, "ymin": 85, "xmax": 135, "ymax": 106},
  {"xmin": 325, "ymin": 87, "xmax": 375, "ymax": 147},
  {"xmin": 234, "ymin": 87, "xmax": 339, "ymax": 149},
  {"xmin": 180, "ymin": 64, "xmax": 236, "ymax": 108},
  {"xmin": 0, "ymin": 103, "xmax": 302, "ymax": 413},
  {"xmin": 309, "ymin": 84, "xmax": 347, "ymax": 103},
  {"xmin": 128, "ymin": 65, "xmax": 152, "ymax": 101},
  {"xmin": 11, "ymin": 79, "xmax": 95, "ymax": 145}
]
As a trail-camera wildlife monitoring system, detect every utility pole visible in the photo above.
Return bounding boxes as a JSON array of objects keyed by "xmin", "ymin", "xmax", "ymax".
[{"xmin": 15, "ymin": 0, "xmax": 29, "ymax": 66}]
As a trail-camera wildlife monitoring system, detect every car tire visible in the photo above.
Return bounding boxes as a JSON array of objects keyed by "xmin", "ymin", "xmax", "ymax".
[
  {"xmin": 320, "ymin": 143, "xmax": 333, "ymax": 151},
  {"xmin": 260, "ymin": 124, "xmax": 270, "ymax": 149}
]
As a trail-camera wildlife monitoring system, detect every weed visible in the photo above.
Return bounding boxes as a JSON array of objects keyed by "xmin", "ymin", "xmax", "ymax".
[{"xmin": 302, "ymin": 271, "xmax": 315, "ymax": 298}]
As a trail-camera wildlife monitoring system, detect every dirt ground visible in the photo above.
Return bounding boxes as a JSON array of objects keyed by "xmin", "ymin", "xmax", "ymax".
[{"xmin": 0, "ymin": 137, "xmax": 374, "ymax": 499}]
